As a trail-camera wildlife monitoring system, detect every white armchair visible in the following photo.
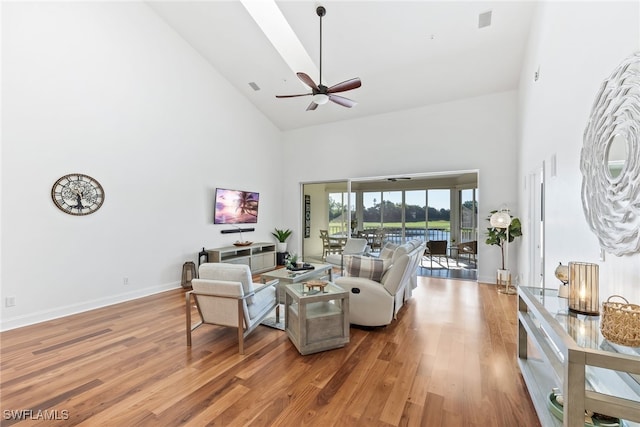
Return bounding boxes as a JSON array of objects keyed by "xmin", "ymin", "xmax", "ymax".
[
  {"xmin": 186, "ymin": 263, "xmax": 279, "ymax": 354},
  {"xmin": 325, "ymin": 238, "xmax": 369, "ymax": 272}
]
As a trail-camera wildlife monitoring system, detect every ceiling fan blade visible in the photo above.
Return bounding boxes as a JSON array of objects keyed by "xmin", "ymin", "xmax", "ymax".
[
  {"xmin": 306, "ymin": 102, "xmax": 319, "ymax": 111},
  {"xmin": 328, "ymin": 94, "xmax": 357, "ymax": 108},
  {"xmin": 327, "ymin": 78, "xmax": 361, "ymax": 94},
  {"xmin": 275, "ymin": 93, "xmax": 311, "ymax": 98},
  {"xmin": 297, "ymin": 72, "xmax": 319, "ymax": 91}
]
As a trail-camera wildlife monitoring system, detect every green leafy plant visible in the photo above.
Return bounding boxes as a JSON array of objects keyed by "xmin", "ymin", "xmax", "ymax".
[
  {"xmin": 485, "ymin": 211, "xmax": 522, "ymax": 270},
  {"xmin": 271, "ymin": 228, "xmax": 292, "ymax": 243},
  {"xmin": 285, "ymin": 253, "xmax": 299, "ymax": 269}
]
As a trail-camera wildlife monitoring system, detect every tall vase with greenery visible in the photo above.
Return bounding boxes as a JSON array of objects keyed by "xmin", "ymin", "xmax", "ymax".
[
  {"xmin": 271, "ymin": 228, "xmax": 292, "ymax": 253},
  {"xmin": 485, "ymin": 211, "xmax": 522, "ymax": 269}
]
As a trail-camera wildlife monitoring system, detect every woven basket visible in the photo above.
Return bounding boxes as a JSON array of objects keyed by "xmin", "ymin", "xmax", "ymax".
[{"xmin": 601, "ymin": 295, "xmax": 640, "ymax": 347}]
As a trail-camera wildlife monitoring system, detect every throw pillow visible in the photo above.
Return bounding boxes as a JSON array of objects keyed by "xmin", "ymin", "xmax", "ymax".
[
  {"xmin": 345, "ymin": 255, "xmax": 391, "ymax": 282},
  {"xmin": 379, "ymin": 243, "xmax": 397, "ymax": 260}
]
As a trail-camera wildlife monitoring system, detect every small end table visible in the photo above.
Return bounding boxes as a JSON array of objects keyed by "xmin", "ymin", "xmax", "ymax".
[{"xmin": 284, "ymin": 282, "xmax": 349, "ymax": 355}]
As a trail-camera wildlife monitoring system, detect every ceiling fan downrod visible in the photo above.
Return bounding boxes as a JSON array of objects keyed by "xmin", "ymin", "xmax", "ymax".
[{"xmin": 317, "ymin": 6, "xmax": 326, "ymax": 89}]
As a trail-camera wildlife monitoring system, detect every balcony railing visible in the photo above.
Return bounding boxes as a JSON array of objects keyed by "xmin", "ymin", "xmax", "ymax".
[{"xmin": 328, "ymin": 224, "xmax": 477, "ymax": 246}]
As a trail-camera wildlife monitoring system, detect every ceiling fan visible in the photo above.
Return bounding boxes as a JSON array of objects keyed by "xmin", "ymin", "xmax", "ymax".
[{"xmin": 276, "ymin": 6, "xmax": 361, "ymax": 111}]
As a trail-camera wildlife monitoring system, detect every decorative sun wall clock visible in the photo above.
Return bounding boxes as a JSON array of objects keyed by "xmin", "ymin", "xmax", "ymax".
[{"xmin": 51, "ymin": 173, "xmax": 105, "ymax": 215}]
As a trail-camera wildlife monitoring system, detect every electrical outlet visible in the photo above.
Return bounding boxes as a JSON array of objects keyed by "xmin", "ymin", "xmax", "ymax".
[
  {"xmin": 123, "ymin": 277, "xmax": 129, "ymax": 286},
  {"xmin": 5, "ymin": 296, "xmax": 16, "ymax": 307}
]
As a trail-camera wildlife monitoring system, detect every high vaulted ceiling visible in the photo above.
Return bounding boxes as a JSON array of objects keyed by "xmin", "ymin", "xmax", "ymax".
[{"xmin": 148, "ymin": 1, "xmax": 536, "ymax": 131}]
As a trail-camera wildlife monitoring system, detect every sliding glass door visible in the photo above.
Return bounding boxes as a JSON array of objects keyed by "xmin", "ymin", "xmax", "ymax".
[
  {"xmin": 426, "ymin": 189, "xmax": 451, "ymax": 242},
  {"xmin": 405, "ymin": 190, "xmax": 426, "ymax": 242},
  {"xmin": 355, "ymin": 189, "xmax": 452, "ymax": 244},
  {"xmin": 302, "ymin": 172, "xmax": 478, "ymax": 268},
  {"xmin": 459, "ymin": 188, "xmax": 478, "ymax": 243},
  {"xmin": 301, "ymin": 181, "xmax": 348, "ymax": 262},
  {"xmin": 328, "ymin": 191, "xmax": 355, "ymax": 236},
  {"xmin": 381, "ymin": 191, "xmax": 403, "ymax": 243}
]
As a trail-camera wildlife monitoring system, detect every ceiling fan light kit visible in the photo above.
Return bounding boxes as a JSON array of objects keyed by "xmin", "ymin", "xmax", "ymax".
[
  {"xmin": 276, "ymin": 5, "xmax": 361, "ymax": 111},
  {"xmin": 312, "ymin": 94, "xmax": 329, "ymax": 105}
]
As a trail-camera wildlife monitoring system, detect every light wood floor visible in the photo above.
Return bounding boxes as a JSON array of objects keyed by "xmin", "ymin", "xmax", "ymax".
[{"xmin": 0, "ymin": 277, "xmax": 540, "ymax": 427}]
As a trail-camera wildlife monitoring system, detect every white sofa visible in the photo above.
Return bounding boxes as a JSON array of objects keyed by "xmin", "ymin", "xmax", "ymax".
[{"xmin": 335, "ymin": 239, "xmax": 425, "ymax": 327}]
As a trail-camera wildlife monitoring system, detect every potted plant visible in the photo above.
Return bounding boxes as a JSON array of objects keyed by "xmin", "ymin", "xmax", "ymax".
[
  {"xmin": 285, "ymin": 253, "xmax": 299, "ymax": 270},
  {"xmin": 485, "ymin": 210, "xmax": 522, "ymax": 293},
  {"xmin": 271, "ymin": 228, "xmax": 292, "ymax": 253}
]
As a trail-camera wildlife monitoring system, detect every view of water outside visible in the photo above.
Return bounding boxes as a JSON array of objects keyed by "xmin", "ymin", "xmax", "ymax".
[{"xmin": 329, "ymin": 189, "xmax": 453, "ymax": 243}]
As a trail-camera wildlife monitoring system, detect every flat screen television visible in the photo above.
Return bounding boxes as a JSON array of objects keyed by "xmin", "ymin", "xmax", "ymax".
[{"xmin": 214, "ymin": 188, "xmax": 259, "ymax": 224}]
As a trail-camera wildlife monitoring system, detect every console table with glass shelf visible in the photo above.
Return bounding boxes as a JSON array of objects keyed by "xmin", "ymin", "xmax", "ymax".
[{"xmin": 517, "ymin": 286, "xmax": 640, "ymax": 427}]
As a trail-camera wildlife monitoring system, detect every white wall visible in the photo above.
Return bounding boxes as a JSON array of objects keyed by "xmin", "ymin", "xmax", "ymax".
[
  {"xmin": 301, "ymin": 182, "xmax": 333, "ymax": 260},
  {"xmin": 281, "ymin": 91, "xmax": 521, "ymax": 284},
  {"xmin": 517, "ymin": 1, "xmax": 640, "ymax": 302},
  {"xmin": 1, "ymin": 2, "xmax": 282, "ymax": 329}
]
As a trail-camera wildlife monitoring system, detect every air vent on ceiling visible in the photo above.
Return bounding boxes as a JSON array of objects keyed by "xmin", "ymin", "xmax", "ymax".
[
  {"xmin": 478, "ymin": 10, "xmax": 492, "ymax": 29},
  {"xmin": 387, "ymin": 177, "xmax": 411, "ymax": 182},
  {"xmin": 248, "ymin": 82, "xmax": 261, "ymax": 91}
]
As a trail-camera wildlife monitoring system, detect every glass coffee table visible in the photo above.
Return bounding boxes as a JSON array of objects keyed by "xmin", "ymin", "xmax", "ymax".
[{"xmin": 261, "ymin": 263, "xmax": 333, "ymax": 303}]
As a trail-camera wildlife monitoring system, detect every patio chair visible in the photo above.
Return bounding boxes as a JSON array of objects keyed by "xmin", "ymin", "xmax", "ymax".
[
  {"xmin": 456, "ymin": 240, "xmax": 477, "ymax": 265},
  {"xmin": 186, "ymin": 263, "xmax": 279, "ymax": 354},
  {"xmin": 424, "ymin": 240, "xmax": 449, "ymax": 269},
  {"xmin": 320, "ymin": 229, "xmax": 343, "ymax": 260},
  {"xmin": 370, "ymin": 228, "xmax": 386, "ymax": 252},
  {"xmin": 357, "ymin": 228, "xmax": 384, "ymax": 252}
]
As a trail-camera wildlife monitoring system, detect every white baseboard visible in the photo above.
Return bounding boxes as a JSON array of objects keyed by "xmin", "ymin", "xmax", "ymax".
[{"xmin": 0, "ymin": 281, "xmax": 181, "ymax": 331}]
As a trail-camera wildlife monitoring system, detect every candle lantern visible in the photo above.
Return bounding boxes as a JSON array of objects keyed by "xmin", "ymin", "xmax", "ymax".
[
  {"xmin": 568, "ymin": 262, "xmax": 599, "ymax": 315},
  {"xmin": 181, "ymin": 261, "xmax": 197, "ymax": 289}
]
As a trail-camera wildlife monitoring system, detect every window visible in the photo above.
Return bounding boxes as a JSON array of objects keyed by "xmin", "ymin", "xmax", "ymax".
[
  {"xmin": 328, "ymin": 192, "xmax": 353, "ymax": 236},
  {"xmin": 459, "ymin": 189, "xmax": 478, "ymax": 243}
]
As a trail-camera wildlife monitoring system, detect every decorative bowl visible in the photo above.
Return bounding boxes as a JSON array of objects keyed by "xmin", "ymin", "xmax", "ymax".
[
  {"xmin": 233, "ymin": 241, "xmax": 253, "ymax": 247},
  {"xmin": 547, "ymin": 392, "xmax": 620, "ymax": 426}
]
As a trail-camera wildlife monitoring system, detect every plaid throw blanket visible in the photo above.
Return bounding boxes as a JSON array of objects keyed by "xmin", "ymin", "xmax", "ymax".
[{"xmin": 344, "ymin": 256, "xmax": 391, "ymax": 282}]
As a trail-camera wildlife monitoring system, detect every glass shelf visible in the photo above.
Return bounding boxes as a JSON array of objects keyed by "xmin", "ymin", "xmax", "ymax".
[{"xmin": 525, "ymin": 286, "xmax": 639, "ymax": 354}]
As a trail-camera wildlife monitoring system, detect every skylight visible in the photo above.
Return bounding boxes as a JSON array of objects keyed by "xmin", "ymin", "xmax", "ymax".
[{"xmin": 240, "ymin": 0, "xmax": 318, "ymax": 85}]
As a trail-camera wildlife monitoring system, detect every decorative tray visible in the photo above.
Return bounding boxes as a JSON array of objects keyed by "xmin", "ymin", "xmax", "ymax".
[
  {"xmin": 286, "ymin": 264, "xmax": 314, "ymax": 271},
  {"xmin": 233, "ymin": 241, "xmax": 253, "ymax": 247},
  {"xmin": 547, "ymin": 392, "xmax": 620, "ymax": 426}
]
